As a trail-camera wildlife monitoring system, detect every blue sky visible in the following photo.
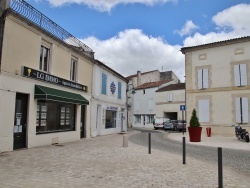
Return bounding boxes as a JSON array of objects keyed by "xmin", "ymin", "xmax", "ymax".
[{"xmin": 27, "ymin": 0, "xmax": 250, "ymax": 81}]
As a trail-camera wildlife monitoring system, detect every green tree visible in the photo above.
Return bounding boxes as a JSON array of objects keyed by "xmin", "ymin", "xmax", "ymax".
[{"xmin": 189, "ymin": 108, "xmax": 200, "ymax": 127}]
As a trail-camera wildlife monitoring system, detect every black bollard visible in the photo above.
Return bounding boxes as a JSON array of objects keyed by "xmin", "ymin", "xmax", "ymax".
[
  {"xmin": 183, "ymin": 137, "xmax": 186, "ymax": 164},
  {"xmin": 148, "ymin": 132, "xmax": 151, "ymax": 154},
  {"xmin": 218, "ymin": 147, "xmax": 223, "ymax": 188}
]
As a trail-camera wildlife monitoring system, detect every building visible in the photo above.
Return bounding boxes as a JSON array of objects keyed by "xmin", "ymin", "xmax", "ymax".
[
  {"xmin": 155, "ymin": 83, "xmax": 185, "ymax": 120},
  {"xmin": 0, "ymin": 0, "xmax": 95, "ymax": 152},
  {"xmin": 126, "ymin": 70, "xmax": 180, "ymax": 128},
  {"xmin": 91, "ymin": 60, "xmax": 128, "ymax": 136},
  {"xmin": 181, "ymin": 36, "xmax": 250, "ymax": 136}
]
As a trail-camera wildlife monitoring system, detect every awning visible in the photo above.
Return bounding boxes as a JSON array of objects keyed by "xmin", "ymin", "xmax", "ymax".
[{"xmin": 34, "ymin": 85, "xmax": 89, "ymax": 105}]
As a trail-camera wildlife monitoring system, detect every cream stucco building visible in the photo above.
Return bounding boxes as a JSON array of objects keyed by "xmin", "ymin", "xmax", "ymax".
[
  {"xmin": 0, "ymin": 0, "xmax": 95, "ymax": 152},
  {"xmin": 181, "ymin": 36, "xmax": 250, "ymax": 136}
]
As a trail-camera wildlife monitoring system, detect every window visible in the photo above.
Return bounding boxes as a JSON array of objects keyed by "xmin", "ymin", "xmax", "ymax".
[
  {"xmin": 105, "ymin": 110, "xmax": 116, "ymax": 129},
  {"xmin": 36, "ymin": 100, "xmax": 75, "ymax": 134},
  {"xmin": 39, "ymin": 45, "xmax": 50, "ymax": 72},
  {"xmin": 101, "ymin": 73, "xmax": 107, "ymax": 94},
  {"xmin": 70, "ymin": 58, "xmax": 77, "ymax": 81},
  {"xmin": 198, "ymin": 69, "xmax": 208, "ymax": 89},
  {"xmin": 135, "ymin": 115, "xmax": 141, "ymax": 124},
  {"xmin": 235, "ymin": 97, "xmax": 248, "ymax": 123},
  {"xmin": 198, "ymin": 99, "xmax": 209, "ymax": 122},
  {"xmin": 234, "ymin": 64, "xmax": 247, "ymax": 86},
  {"xmin": 167, "ymin": 93, "xmax": 173, "ymax": 102},
  {"xmin": 118, "ymin": 82, "xmax": 122, "ymax": 99},
  {"xmin": 143, "ymin": 89, "xmax": 145, "ymax": 94},
  {"xmin": 147, "ymin": 116, "xmax": 154, "ymax": 124}
]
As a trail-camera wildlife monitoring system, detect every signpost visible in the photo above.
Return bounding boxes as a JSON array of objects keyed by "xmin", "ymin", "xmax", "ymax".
[{"xmin": 180, "ymin": 105, "xmax": 185, "ymax": 135}]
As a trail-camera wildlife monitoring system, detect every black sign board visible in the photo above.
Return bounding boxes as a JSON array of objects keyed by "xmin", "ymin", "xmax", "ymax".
[{"xmin": 22, "ymin": 66, "xmax": 88, "ymax": 92}]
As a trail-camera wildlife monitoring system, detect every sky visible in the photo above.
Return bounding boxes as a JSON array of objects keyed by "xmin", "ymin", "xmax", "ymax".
[{"xmin": 27, "ymin": 0, "xmax": 250, "ymax": 82}]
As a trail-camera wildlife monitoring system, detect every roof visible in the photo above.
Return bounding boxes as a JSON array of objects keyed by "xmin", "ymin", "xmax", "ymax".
[
  {"xmin": 156, "ymin": 83, "xmax": 185, "ymax": 92},
  {"xmin": 181, "ymin": 36, "xmax": 250, "ymax": 54},
  {"xmin": 134, "ymin": 80, "xmax": 172, "ymax": 90},
  {"xmin": 126, "ymin": 70, "xmax": 159, "ymax": 79}
]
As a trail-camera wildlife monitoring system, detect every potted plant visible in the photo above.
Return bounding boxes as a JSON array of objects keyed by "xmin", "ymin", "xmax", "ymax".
[{"xmin": 188, "ymin": 108, "xmax": 202, "ymax": 142}]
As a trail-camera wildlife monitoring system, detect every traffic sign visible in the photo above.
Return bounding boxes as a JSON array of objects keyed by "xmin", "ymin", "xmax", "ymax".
[{"xmin": 180, "ymin": 105, "xmax": 185, "ymax": 111}]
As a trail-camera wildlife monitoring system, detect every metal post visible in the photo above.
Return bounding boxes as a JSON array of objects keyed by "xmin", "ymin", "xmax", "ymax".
[
  {"xmin": 148, "ymin": 133, "xmax": 151, "ymax": 154},
  {"xmin": 218, "ymin": 147, "xmax": 223, "ymax": 188},
  {"xmin": 182, "ymin": 110, "xmax": 184, "ymax": 135},
  {"xmin": 183, "ymin": 137, "xmax": 186, "ymax": 164}
]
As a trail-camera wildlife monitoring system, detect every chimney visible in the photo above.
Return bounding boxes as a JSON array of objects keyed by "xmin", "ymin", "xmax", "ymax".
[{"xmin": 137, "ymin": 71, "xmax": 141, "ymax": 86}]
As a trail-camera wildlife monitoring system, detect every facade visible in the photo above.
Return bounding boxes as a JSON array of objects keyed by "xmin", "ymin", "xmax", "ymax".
[
  {"xmin": 91, "ymin": 60, "xmax": 128, "ymax": 136},
  {"xmin": 181, "ymin": 36, "xmax": 250, "ymax": 136},
  {"xmin": 126, "ymin": 70, "xmax": 180, "ymax": 127},
  {"xmin": 155, "ymin": 83, "xmax": 185, "ymax": 120},
  {"xmin": 0, "ymin": 0, "xmax": 95, "ymax": 152}
]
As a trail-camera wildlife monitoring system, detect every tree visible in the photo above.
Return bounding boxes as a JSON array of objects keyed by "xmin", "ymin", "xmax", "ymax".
[{"xmin": 189, "ymin": 108, "xmax": 200, "ymax": 127}]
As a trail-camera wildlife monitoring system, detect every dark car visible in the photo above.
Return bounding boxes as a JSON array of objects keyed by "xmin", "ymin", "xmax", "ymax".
[
  {"xmin": 176, "ymin": 120, "xmax": 186, "ymax": 131},
  {"xmin": 163, "ymin": 120, "xmax": 178, "ymax": 131}
]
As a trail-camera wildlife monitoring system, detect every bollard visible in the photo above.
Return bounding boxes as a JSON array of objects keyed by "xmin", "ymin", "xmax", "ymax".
[
  {"xmin": 123, "ymin": 134, "xmax": 128, "ymax": 147},
  {"xmin": 183, "ymin": 137, "xmax": 186, "ymax": 164},
  {"xmin": 148, "ymin": 132, "xmax": 151, "ymax": 154},
  {"xmin": 218, "ymin": 147, "xmax": 223, "ymax": 188}
]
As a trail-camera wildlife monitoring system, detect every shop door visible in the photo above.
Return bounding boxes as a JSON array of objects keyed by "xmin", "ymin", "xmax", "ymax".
[
  {"xmin": 13, "ymin": 93, "xmax": 28, "ymax": 150},
  {"xmin": 81, "ymin": 105, "xmax": 86, "ymax": 138}
]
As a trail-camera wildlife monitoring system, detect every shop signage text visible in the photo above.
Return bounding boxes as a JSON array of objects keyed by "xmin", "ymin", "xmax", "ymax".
[
  {"xmin": 22, "ymin": 66, "xmax": 88, "ymax": 92},
  {"xmin": 107, "ymin": 106, "xmax": 118, "ymax": 111}
]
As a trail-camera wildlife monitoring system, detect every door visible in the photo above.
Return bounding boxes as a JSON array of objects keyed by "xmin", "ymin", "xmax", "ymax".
[
  {"xmin": 13, "ymin": 93, "xmax": 28, "ymax": 150},
  {"xmin": 80, "ymin": 105, "xmax": 86, "ymax": 138}
]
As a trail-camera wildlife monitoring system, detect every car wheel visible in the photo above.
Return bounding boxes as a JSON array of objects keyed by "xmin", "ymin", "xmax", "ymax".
[{"xmin": 154, "ymin": 127, "xmax": 158, "ymax": 130}]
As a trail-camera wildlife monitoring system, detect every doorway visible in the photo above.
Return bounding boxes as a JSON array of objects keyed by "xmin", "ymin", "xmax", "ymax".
[
  {"xmin": 13, "ymin": 93, "xmax": 28, "ymax": 150},
  {"xmin": 80, "ymin": 105, "xmax": 86, "ymax": 138}
]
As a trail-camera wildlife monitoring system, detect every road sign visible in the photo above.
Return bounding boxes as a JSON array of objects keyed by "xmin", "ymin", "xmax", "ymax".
[{"xmin": 180, "ymin": 105, "xmax": 185, "ymax": 111}]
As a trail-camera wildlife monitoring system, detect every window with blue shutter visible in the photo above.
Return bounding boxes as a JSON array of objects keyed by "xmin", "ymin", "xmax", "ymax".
[
  {"xmin": 101, "ymin": 73, "xmax": 107, "ymax": 94},
  {"xmin": 118, "ymin": 82, "xmax": 122, "ymax": 99}
]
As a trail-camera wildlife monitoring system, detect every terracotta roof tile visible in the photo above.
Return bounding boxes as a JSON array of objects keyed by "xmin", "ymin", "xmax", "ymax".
[
  {"xmin": 134, "ymin": 80, "xmax": 172, "ymax": 90},
  {"xmin": 156, "ymin": 83, "xmax": 185, "ymax": 92}
]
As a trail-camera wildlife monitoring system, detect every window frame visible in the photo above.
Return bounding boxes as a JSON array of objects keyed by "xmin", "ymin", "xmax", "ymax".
[
  {"xmin": 70, "ymin": 58, "xmax": 78, "ymax": 82},
  {"xmin": 39, "ymin": 45, "xmax": 50, "ymax": 72},
  {"xmin": 234, "ymin": 64, "xmax": 247, "ymax": 87},
  {"xmin": 198, "ymin": 68, "xmax": 209, "ymax": 89},
  {"xmin": 118, "ymin": 82, "xmax": 122, "ymax": 99},
  {"xmin": 101, "ymin": 73, "xmax": 107, "ymax": 95},
  {"xmin": 235, "ymin": 97, "xmax": 249, "ymax": 123}
]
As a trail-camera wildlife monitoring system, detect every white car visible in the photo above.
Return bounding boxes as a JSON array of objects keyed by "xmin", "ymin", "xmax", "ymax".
[{"xmin": 153, "ymin": 117, "xmax": 169, "ymax": 129}]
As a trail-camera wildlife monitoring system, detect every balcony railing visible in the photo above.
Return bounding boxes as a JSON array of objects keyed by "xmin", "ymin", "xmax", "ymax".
[{"xmin": 9, "ymin": 0, "xmax": 93, "ymax": 52}]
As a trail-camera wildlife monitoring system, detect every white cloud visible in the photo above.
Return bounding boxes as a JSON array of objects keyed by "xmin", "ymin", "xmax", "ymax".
[
  {"xmin": 45, "ymin": 0, "xmax": 177, "ymax": 12},
  {"xmin": 175, "ymin": 20, "xmax": 199, "ymax": 37},
  {"xmin": 81, "ymin": 29, "xmax": 185, "ymax": 81},
  {"xmin": 183, "ymin": 4, "xmax": 250, "ymax": 47}
]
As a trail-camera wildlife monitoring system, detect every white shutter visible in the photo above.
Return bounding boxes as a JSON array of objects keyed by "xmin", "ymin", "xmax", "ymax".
[
  {"xmin": 235, "ymin": 98, "xmax": 241, "ymax": 123},
  {"xmin": 198, "ymin": 69, "xmax": 203, "ymax": 89},
  {"xmin": 198, "ymin": 99, "xmax": 209, "ymax": 122},
  {"xmin": 240, "ymin": 64, "xmax": 247, "ymax": 86},
  {"xmin": 203, "ymin": 69, "xmax": 209, "ymax": 88},
  {"xmin": 234, "ymin": 65, "xmax": 240, "ymax": 86},
  {"xmin": 242, "ymin": 97, "xmax": 249, "ymax": 123},
  {"xmin": 167, "ymin": 93, "xmax": 173, "ymax": 102}
]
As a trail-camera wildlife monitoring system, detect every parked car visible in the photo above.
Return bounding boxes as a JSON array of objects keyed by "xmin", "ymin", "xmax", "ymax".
[
  {"xmin": 153, "ymin": 117, "xmax": 169, "ymax": 129},
  {"xmin": 176, "ymin": 120, "xmax": 186, "ymax": 131},
  {"xmin": 163, "ymin": 120, "xmax": 178, "ymax": 131}
]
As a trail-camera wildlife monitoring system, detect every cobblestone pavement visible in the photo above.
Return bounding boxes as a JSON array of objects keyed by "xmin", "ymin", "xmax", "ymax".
[{"xmin": 0, "ymin": 129, "xmax": 250, "ymax": 188}]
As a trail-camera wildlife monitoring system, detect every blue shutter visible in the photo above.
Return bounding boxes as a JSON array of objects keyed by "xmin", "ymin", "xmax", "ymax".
[
  {"xmin": 118, "ymin": 82, "xmax": 122, "ymax": 99},
  {"xmin": 101, "ymin": 73, "xmax": 107, "ymax": 94}
]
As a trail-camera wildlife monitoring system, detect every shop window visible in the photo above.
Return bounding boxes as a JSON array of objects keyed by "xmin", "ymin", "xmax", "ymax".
[
  {"xmin": 39, "ymin": 45, "xmax": 50, "ymax": 72},
  {"xmin": 105, "ymin": 110, "xmax": 116, "ymax": 129},
  {"xmin": 235, "ymin": 97, "xmax": 248, "ymax": 123},
  {"xmin": 118, "ymin": 82, "xmax": 122, "ymax": 99},
  {"xmin": 101, "ymin": 73, "xmax": 107, "ymax": 95},
  {"xmin": 198, "ymin": 69, "xmax": 208, "ymax": 89},
  {"xmin": 36, "ymin": 100, "xmax": 75, "ymax": 134},
  {"xmin": 135, "ymin": 115, "xmax": 141, "ymax": 124},
  {"xmin": 234, "ymin": 64, "xmax": 247, "ymax": 86},
  {"xmin": 70, "ymin": 58, "xmax": 78, "ymax": 82}
]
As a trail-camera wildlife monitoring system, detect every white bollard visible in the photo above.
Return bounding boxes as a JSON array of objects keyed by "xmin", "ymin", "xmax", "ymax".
[{"xmin": 123, "ymin": 134, "xmax": 128, "ymax": 147}]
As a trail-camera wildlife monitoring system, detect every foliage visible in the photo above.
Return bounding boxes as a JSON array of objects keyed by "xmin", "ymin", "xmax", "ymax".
[{"xmin": 189, "ymin": 108, "xmax": 200, "ymax": 127}]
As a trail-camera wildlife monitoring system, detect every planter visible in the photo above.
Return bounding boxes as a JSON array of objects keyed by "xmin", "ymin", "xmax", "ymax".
[{"xmin": 188, "ymin": 127, "xmax": 202, "ymax": 142}]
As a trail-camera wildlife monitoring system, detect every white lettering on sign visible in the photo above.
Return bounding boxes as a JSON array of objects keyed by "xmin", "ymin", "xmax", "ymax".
[{"xmin": 107, "ymin": 106, "xmax": 118, "ymax": 111}]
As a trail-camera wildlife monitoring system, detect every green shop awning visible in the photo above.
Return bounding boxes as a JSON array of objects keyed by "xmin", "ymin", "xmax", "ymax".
[{"xmin": 34, "ymin": 85, "xmax": 89, "ymax": 105}]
